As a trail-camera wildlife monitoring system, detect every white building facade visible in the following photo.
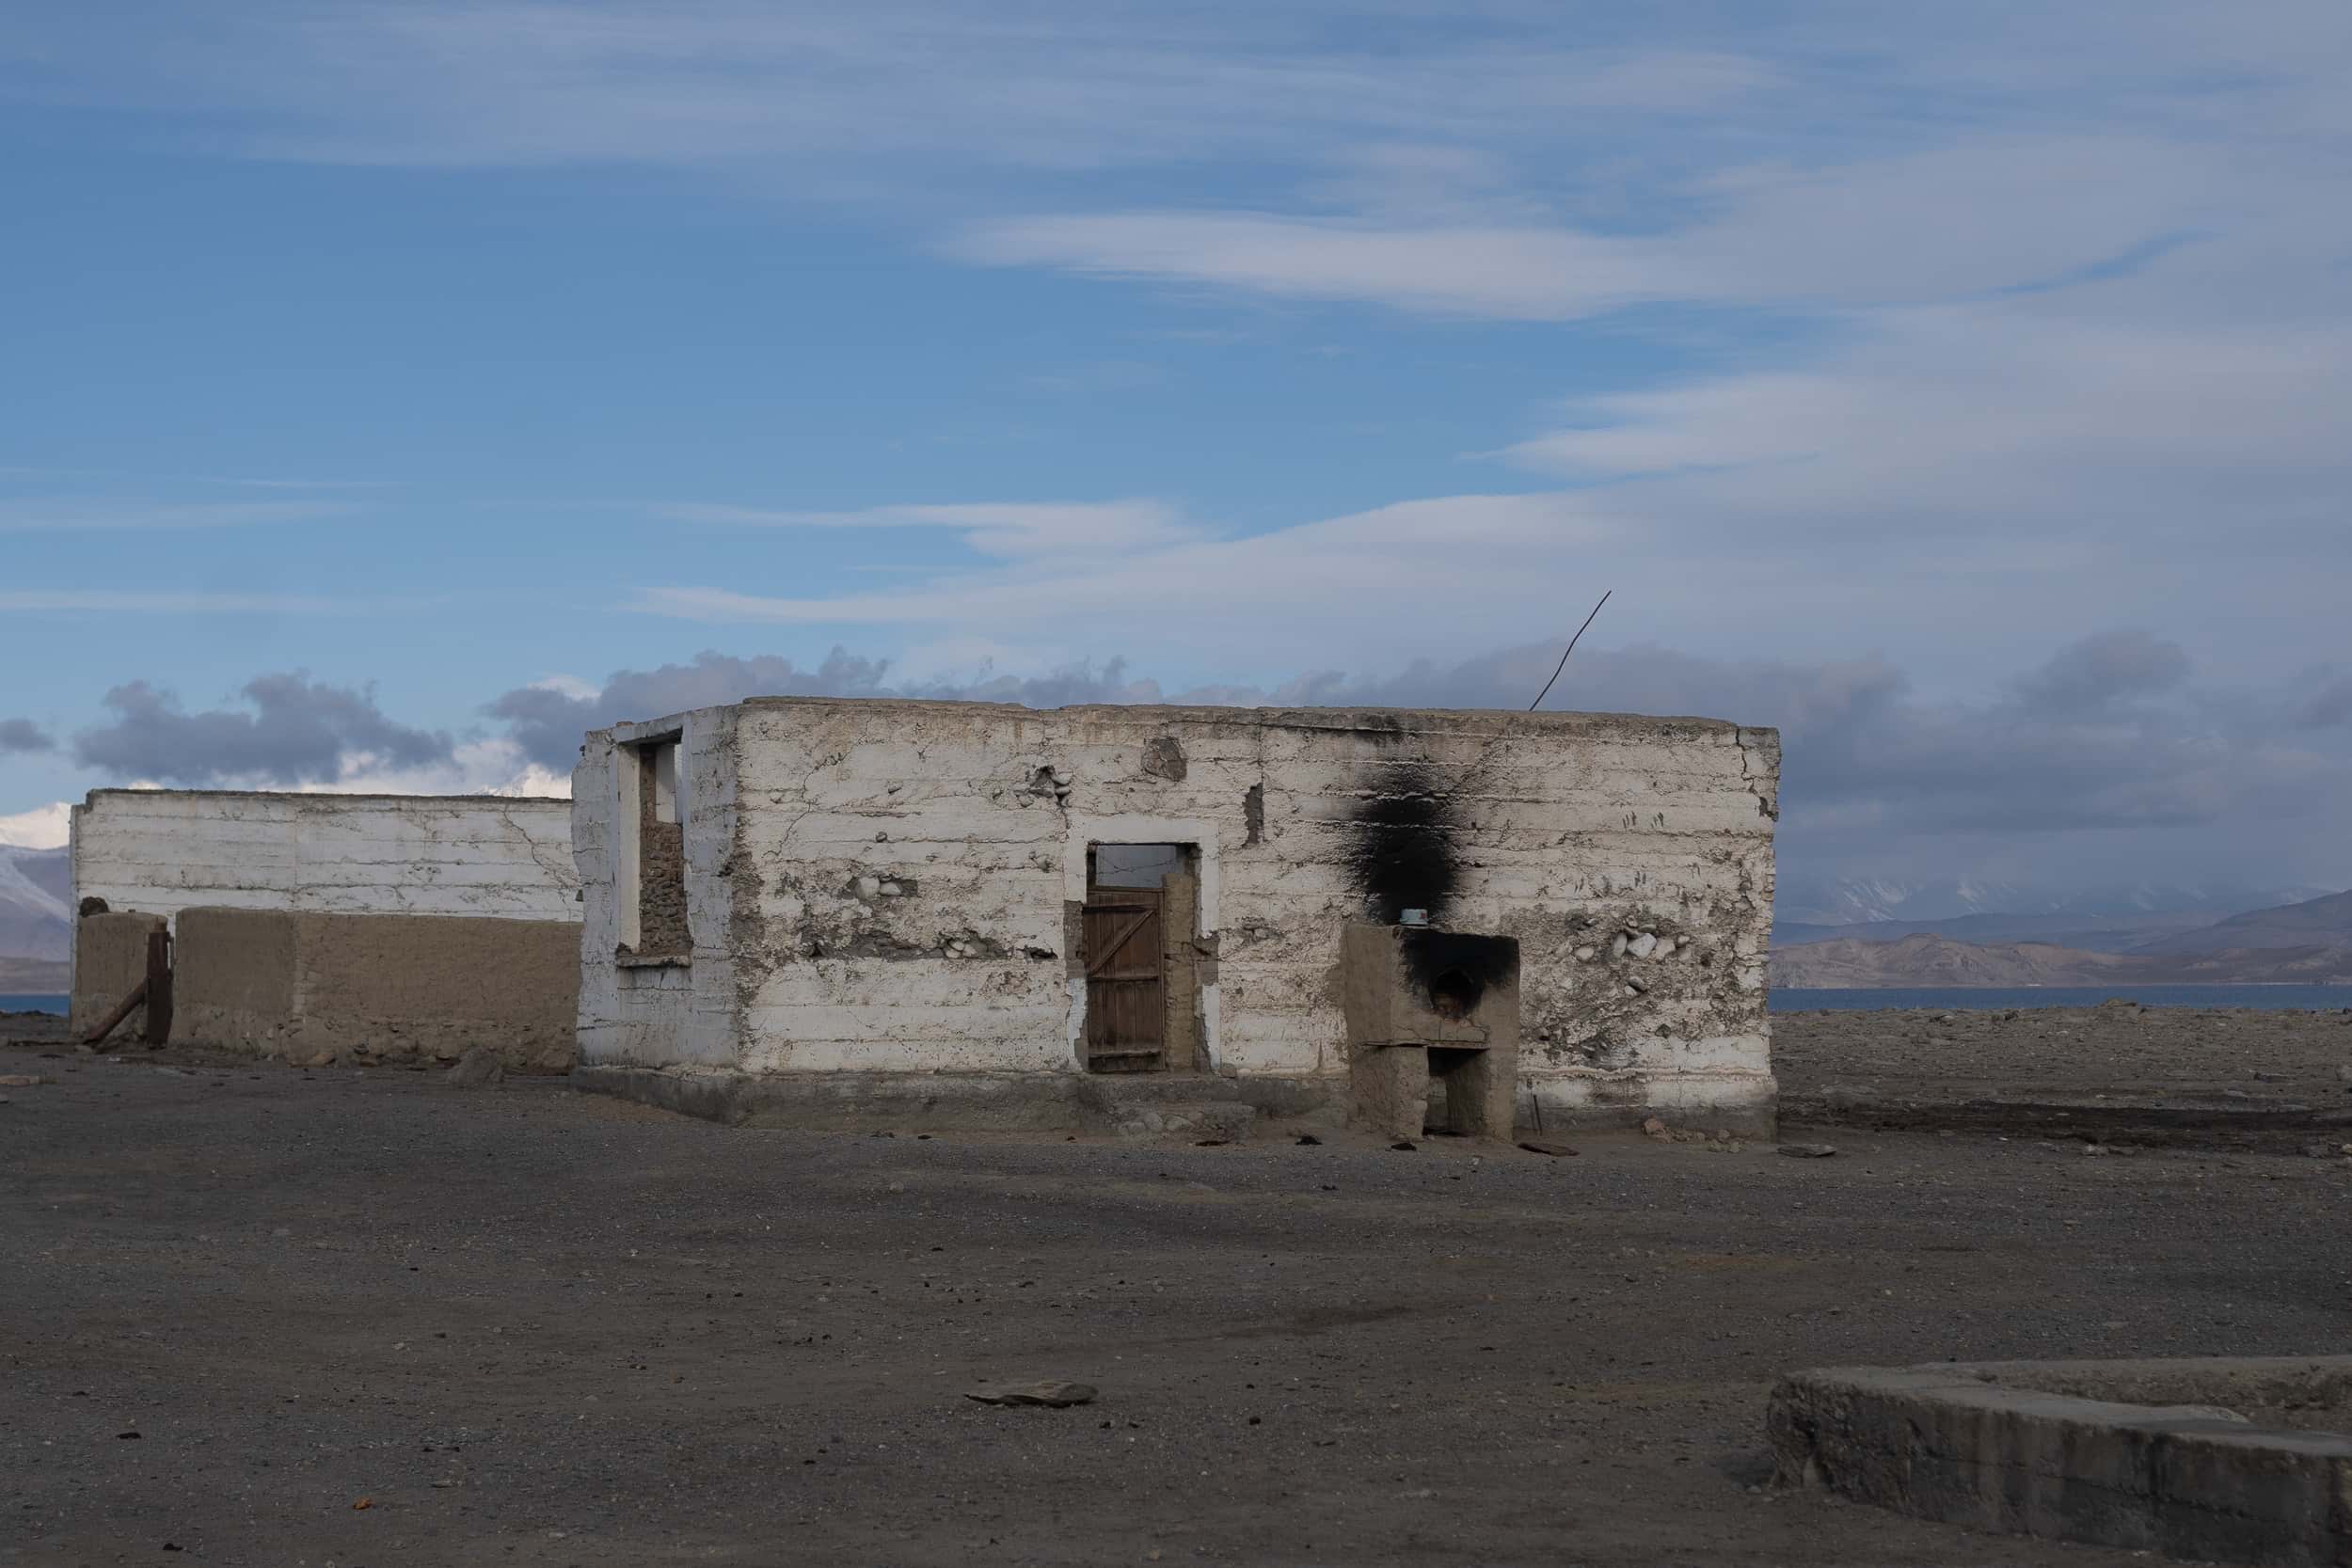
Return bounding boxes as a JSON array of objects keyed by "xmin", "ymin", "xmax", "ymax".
[{"xmin": 572, "ymin": 698, "xmax": 1779, "ymax": 1132}]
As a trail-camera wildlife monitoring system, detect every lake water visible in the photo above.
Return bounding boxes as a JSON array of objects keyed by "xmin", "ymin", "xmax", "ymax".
[
  {"xmin": 0, "ymin": 993, "xmax": 67, "ymax": 1015},
  {"xmin": 1773, "ymin": 984, "xmax": 2352, "ymax": 1013}
]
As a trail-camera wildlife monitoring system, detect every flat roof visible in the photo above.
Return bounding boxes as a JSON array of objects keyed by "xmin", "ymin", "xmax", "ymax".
[{"xmin": 596, "ymin": 694, "xmax": 1761, "ymax": 738}]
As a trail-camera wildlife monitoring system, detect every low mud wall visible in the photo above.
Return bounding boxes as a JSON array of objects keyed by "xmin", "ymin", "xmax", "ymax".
[
  {"xmin": 69, "ymin": 911, "xmax": 168, "ymax": 1040},
  {"xmin": 172, "ymin": 907, "xmax": 579, "ymax": 1070}
]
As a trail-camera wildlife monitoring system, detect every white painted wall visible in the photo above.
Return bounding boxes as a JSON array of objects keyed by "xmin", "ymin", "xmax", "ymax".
[
  {"xmin": 71, "ymin": 790, "xmax": 580, "ymax": 926},
  {"xmin": 575, "ymin": 697, "xmax": 1780, "ymax": 1122}
]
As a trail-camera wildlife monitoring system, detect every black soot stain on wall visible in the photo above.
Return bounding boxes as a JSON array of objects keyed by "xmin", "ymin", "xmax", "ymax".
[
  {"xmin": 1397, "ymin": 928, "xmax": 1520, "ymax": 1012},
  {"xmin": 1346, "ymin": 759, "xmax": 1460, "ymax": 926}
]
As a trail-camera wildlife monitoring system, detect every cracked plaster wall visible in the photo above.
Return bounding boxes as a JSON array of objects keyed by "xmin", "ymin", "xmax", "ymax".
[{"xmin": 576, "ymin": 698, "xmax": 1778, "ymax": 1122}]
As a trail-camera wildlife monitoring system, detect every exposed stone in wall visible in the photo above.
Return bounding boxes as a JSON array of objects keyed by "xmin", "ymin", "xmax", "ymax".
[{"xmin": 633, "ymin": 754, "xmax": 691, "ymax": 958}]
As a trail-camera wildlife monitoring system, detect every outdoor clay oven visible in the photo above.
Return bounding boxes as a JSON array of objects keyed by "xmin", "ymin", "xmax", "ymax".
[{"xmin": 1341, "ymin": 922, "xmax": 1519, "ymax": 1141}]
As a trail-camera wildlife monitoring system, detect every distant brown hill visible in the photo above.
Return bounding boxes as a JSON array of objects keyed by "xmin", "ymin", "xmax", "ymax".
[
  {"xmin": 2130, "ymin": 888, "xmax": 2352, "ymax": 955},
  {"xmin": 1771, "ymin": 931, "xmax": 2352, "ymax": 988}
]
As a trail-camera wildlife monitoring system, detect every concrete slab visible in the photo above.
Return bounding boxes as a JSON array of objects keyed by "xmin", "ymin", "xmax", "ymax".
[{"xmin": 1769, "ymin": 1357, "xmax": 2352, "ymax": 1566}]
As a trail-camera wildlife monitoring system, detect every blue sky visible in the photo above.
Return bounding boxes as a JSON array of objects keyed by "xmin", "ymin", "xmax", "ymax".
[{"xmin": 3, "ymin": 1, "xmax": 2348, "ymax": 892}]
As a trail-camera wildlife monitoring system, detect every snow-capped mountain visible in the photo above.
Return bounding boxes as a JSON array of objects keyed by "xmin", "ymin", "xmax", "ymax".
[{"xmin": 0, "ymin": 844, "xmax": 72, "ymax": 961}]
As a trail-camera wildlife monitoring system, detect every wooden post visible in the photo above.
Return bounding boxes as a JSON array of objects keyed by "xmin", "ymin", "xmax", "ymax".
[
  {"xmin": 82, "ymin": 977, "xmax": 149, "ymax": 1046},
  {"xmin": 142, "ymin": 928, "xmax": 173, "ymax": 1047}
]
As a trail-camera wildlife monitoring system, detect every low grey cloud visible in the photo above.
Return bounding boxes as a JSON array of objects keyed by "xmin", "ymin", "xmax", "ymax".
[
  {"xmin": 486, "ymin": 649, "xmax": 1166, "ymax": 769},
  {"xmin": 2006, "ymin": 630, "xmax": 2191, "ymax": 717},
  {"xmin": 73, "ymin": 674, "xmax": 452, "ymax": 787},
  {"xmin": 2297, "ymin": 675, "xmax": 2352, "ymax": 730},
  {"xmin": 0, "ymin": 718, "xmax": 54, "ymax": 754},
  {"xmin": 45, "ymin": 631, "xmax": 2350, "ymax": 892},
  {"xmin": 484, "ymin": 630, "xmax": 2352, "ymax": 892}
]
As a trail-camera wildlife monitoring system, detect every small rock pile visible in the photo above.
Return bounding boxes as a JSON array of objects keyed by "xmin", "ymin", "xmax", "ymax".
[{"xmin": 1641, "ymin": 1117, "xmax": 1744, "ymax": 1153}]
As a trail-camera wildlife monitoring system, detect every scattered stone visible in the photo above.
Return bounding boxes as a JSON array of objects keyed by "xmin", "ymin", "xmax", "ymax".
[
  {"xmin": 1778, "ymin": 1143, "xmax": 1838, "ymax": 1159},
  {"xmin": 443, "ymin": 1048, "xmax": 503, "ymax": 1088},
  {"xmin": 0, "ymin": 1073, "xmax": 45, "ymax": 1087},
  {"xmin": 965, "ymin": 1381, "xmax": 1096, "ymax": 1408},
  {"xmin": 1640, "ymin": 1117, "xmax": 1668, "ymax": 1138},
  {"xmin": 2337, "ymin": 1064, "xmax": 2352, "ymax": 1084},
  {"xmin": 1518, "ymin": 1140, "xmax": 1579, "ymax": 1158},
  {"xmin": 1629, "ymin": 933, "xmax": 1660, "ymax": 959}
]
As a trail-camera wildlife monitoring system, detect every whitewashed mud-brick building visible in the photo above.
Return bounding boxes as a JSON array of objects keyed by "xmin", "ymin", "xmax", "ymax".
[{"xmin": 570, "ymin": 698, "xmax": 1779, "ymax": 1135}]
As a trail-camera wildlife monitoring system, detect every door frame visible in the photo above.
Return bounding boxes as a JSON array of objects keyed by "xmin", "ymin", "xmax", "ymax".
[{"xmin": 1061, "ymin": 816, "xmax": 1223, "ymax": 1072}]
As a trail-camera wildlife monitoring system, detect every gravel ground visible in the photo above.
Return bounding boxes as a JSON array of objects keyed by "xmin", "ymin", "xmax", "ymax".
[
  {"xmin": 5, "ymin": 1013, "xmax": 2351, "ymax": 1567},
  {"xmin": 1775, "ymin": 1002, "xmax": 2352, "ymax": 1106}
]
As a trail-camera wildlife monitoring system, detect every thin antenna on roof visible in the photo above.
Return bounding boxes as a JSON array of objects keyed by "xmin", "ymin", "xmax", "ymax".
[{"xmin": 1528, "ymin": 590, "xmax": 1612, "ymax": 712}]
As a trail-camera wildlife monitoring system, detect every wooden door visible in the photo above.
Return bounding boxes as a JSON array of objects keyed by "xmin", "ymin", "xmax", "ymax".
[{"xmin": 1083, "ymin": 886, "xmax": 1165, "ymax": 1072}]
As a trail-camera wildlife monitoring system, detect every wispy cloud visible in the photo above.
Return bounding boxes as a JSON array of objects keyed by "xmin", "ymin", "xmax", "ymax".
[
  {"xmin": 657, "ymin": 499, "xmax": 1203, "ymax": 559},
  {"xmin": 952, "ymin": 135, "xmax": 2274, "ymax": 321},
  {"xmin": 0, "ymin": 591, "xmax": 352, "ymax": 614},
  {"xmin": 1, "ymin": 6, "xmax": 1781, "ymax": 171},
  {"xmin": 0, "ymin": 498, "xmax": 351, "ymax": 531}
]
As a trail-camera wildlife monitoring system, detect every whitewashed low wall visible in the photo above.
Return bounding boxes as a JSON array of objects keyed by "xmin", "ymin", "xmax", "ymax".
[{"xmin": 71, "ymin": 790, "xmax": 580, "ymax": 926}]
